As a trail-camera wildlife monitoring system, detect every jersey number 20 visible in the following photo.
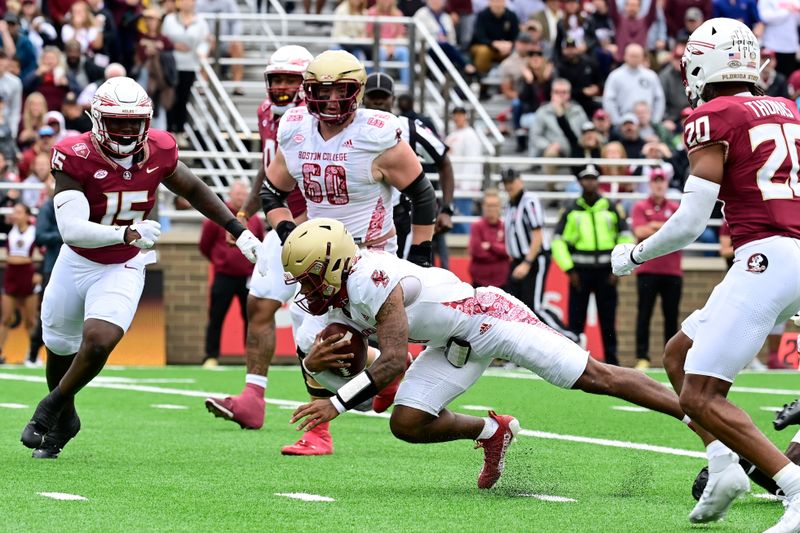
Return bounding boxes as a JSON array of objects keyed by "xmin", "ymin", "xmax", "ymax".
[
  {"xmin": 302, "ymin": 163, "xmax": 349, "ymax": 205},
  {"xmin": 749, "ymin": 123, "xmax": 800, "ymax": 200}
]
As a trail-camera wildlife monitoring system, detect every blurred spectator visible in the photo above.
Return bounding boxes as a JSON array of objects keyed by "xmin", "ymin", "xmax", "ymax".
[
  {"xmin": 664, "ymin": 0, "xmax": 710, "ymax": 39},
  {"xmin": 396, "ymin": 92, "xmax": 437, "ymax": 133},
  {"xmin": 468, "ymin": 188, "xmax": 509, "ymax": 287},
  {"xmin": 528, "ymin": 78, "xmax": 587, "ymax": 157},
  {"xmin": 303, "ymin": 0, "xmax": 329, "ymax": 16},
  {"xmin": 0, "ymin": 202, "xmax": 38, "ymax": 365},
  {"xmin": 445, "ymin": 106, "xmax": 484, "ymax": 231},
  {"xmin": 610, "ymin": 113, "xmax": 646, "ymax": 160},
  {"xmin": 499, "ymin": 33, "xmax": 534, "ymax": 103},
  {"xmin": 77, "ymin": 62, "xmax": 125, "ymax": 107},
  {"xmin": 633, "ymin": 100, "xmax": 671, "ymax": 144},
  {"xmin": 789, "ymin": 70, "xmax": 800, "ymax": 105},
  {"xmin": 502, "ymin": 168, "xmax": 580, "ymax": 342},
  {"xmin": 602, "ymin": 43, "xmax": 665, "ymax": 125},
  {"xmin": 711, "ymin": 0, "xmax": 761, "ymax": 35},
  {"xmin": 85, "ymin": 0, "xmax": 118, "ymax": 66},
  {"xmin": 19, "ymin": 0, "xmax": 58, "ymax": 59},
  {"xmin": 598, "ymin": 140, "xmax": 630, "ymax": 195},
  {"xmin": 331, "ymin": 0, "xmax": 370, "ymax": 62},
  {"xmin": 111, "ymin": 0, "xmax": 144, "ymax": 71},
  {"xmin": 23, "ymin": 45, "xmax": 71, "ymax": 111},
  {"xmin": 554, "ymin": 36, "xmax": 601, "ymax": 116},
  {"xmin": 199, "ymin": 180, "xmax": 265, "ymax": 368},
  {"xmin": 586, "ymin": 0, "xmax": 616, "ymax": 79},
  {"xmin": 630, "ymin": 170, "xmax": 682, "ymax": 370},
  {"xmin": 17, "ymin": 91, "xmax": 46, "ymax": 146},
  {"xmin": 134, "ymin": 7, "xmax": 176, "ymax": 131},
  {"xmin": 3, "ymin": 12, "xmax": 37, "ymax": 79},
  {"xmin": 161, "ymin": 0, "xmax": 210, "ymax": 143},
  {"xmin": 447, "ymin": 0, "xmax": 475, "ymax": 47},
  {"xmin": 0, "ymin": 50, "xmax": 21, "ymax": 139},
  {"xmin": 578, "ymin": 120, "xmax": 602, "ymax": 158},
  {"xmin": 531, "ymin": 0, "xmax": 561, "ymax": 45},
  {"xmin": 0, "ymin": 152, "xmax": 19, "ymax": 247},
  {"xmin": 197, "ymin": 0, "xmax": 245, "ymax": 93},
  {"xmin": 18, "ymin": 125, "xmax": 54, "ymax": 180},
  {"xmin": 28, "ymin": 176, "xmax": 60, "ymax": 366},
  {"xmin": 0, "ymin": 97, "xmax": 16, "ymax": 162},
  {"xmin": 521, "ymin": 19, "xmax": 552, "ymax": 58},
  {"xmin": 414, "ymin": 0, "xmax": 475, "ymax": 76},
  {"xmin": 469, "ymin": 0, "xmax": 519, "ymax": 79},
  {"xmin": 45, "ymin": 110, "xmax": 78, "ymax": 141},
  {"xmin": 659, "ymin": 43, "xmax": 685, "ymax": 127},
  {"xmin": 605, "ymin": 0, "xmax": 657, "ymax": 63},
  {"xmin": 553, "ymin": 0, "xmax": 596, "ymax": 55},
  {"xmin": 514, "ymin": 43, "xmax": 553, "ymax": 146},
  {"xmin": 61, "ymin": 90, "xmax": 92, "ymax": 132},
  {"xmin": 61, "ymin": 1, "xmax": 104, "ymax": 57},
  {"xmin": 367, "ymin": 0, "xmax": 410, "ymax": 87},
  {"xmin": 21, "ymin": 151, "xmax": 50, "ymax": 208},
  {"xmin": 592, "ymin": 107, "xmax": 611, "ymax": 141},
  {"xmin": 397, "ymin": 0, "xmax": 424, "ymax": 16},
  {"xmin": 674, "ymin": 6, "xmax": 704, "ymax": 42},
  {"xmin": 551, "ymin": 164, "xmax": 633, "ymax": 365},
  {"xmin": 645, "ymin": 0, "xmax": 667, "ymax": 58},
  {"xmin": 760, "ymin": 0, "xmax": 800, "ymax": 78},
  {"xmin": 64, "ymin": 39, "xmax": 104, "ymax": 95},
  {"xmin": 758, "ymin": 49, "xmax": 789, "ymax": 98}
]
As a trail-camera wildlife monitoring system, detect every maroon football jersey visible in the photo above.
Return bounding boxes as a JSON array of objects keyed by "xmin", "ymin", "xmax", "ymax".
[
  {"xmin": 684, "ymin": 95, "xmax": 800, "ymax": 249},
  {"xmin": 258, "ymin": 98, "xmax": 306, "ymax": 219},
  {"xmin": 50, "ymin": 130, "xmax": 179, "ymax": 264}
]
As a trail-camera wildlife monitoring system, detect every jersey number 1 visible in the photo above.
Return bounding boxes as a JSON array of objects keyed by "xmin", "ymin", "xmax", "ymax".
[
  {"xmin": 302, "ymin": 163, "xmax": 349, "ymax": 205},
  {"xmin": 749, "ymin": 123, "xmax": 800, "ymax": 200},
  {"xmin": 102, "ymin": 191, "xmax": 149, "ymax": 225}
]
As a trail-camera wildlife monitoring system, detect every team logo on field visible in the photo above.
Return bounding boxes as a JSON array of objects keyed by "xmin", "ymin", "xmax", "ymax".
[
  {"xmin": 293, "ymin": 134, "xmax": 304, "ymax": 143},
  {"xmin": 479, "ymin": 323, "xmax": 493, "ymax": 335},
  {"xmin": 746, "ymin": 253, "xmax": 768, "ymax": 273},
  {"xmin": 371, "ymin": 269, "xmax": 389, "ymax": 288},
  {"xmin": 93, "ymin": 169, "xmax": 108, "ymax": 180},
  {"xmin": 72, "ymin": 142, "xmax": 90, "ymax": 159}
]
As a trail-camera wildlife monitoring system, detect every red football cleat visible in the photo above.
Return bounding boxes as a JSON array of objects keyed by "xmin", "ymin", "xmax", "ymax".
[
  {"xmin": 474, "ymin": 411, "xmax": 520, "ymax": 489},
  {"xmin": 372, "ymin": 352, "xmax": 413, "ymax": 413},
  {"xmin": 281, "ymin": 422, "xmax": 333, "ymax": 456},
  {"xmin": 205, "ymin": 390, "xmax": 265, "ymax": 430}
]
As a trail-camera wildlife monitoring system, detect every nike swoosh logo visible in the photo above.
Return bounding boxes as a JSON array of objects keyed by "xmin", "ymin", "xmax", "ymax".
[
  {"xmin": 56, "ymin": 199, "xmax": 74, "ymax": 209},
  {"xmin": 146, "ymin": 166, "xmax": 159, "ymax": 174}
]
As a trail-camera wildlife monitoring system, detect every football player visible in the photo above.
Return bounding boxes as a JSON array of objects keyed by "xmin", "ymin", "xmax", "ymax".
[
  {"xmin": 612, "ymin": 18, "xmax": 800, "ymax": 532},
  {"xmin": 20, "ymin": 77, "xmax": 260, "ymax": 459},
  {"xmin": 284, "ymin": 218, "xmax": 694, "ymax": 490},
  {"xmin": 205, "ymin": 45, "xmax": 313, "ymax": 431},
  {"xmin": 259, "ymin": 50, "xmax": 437, "ymax": 456}
]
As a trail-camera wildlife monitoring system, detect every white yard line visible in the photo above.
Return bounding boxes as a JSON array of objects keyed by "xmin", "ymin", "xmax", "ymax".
[
  {"xmin": 611, "ymin": 406, "xmax": 651, "ymax": 413},
  {"xmin": 151, "ymin": 404, "xmax": 189, "ymax": 410},
  {"xmin": 274, "ymin": 493, "xmax": 335, "ymax": 502},
  {"xmin": 38, "ymin": 492, "xmax": 88, "ymax": 501},
  {"xmin": 0, "ymin": 402, "xmax": 28, "ymax": 409},
  {"xmin": 518, "ymin": 429, "xmax": 706, "ymax": 459},
  {"xmin": 460, "ymin": 405, "xmax": 495, "ymax": 411},
  {"xmin": 517, "ymin": 494, "xmax": 577, "ymax": 503}
]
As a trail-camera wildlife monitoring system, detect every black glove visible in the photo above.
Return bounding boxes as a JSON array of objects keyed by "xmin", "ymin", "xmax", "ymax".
[
  {"xmin": 275, "ymin": 220, "xmax": 297, "ymax": 244},
  {"xmin": 407, "ymin": 241, "xmax": 433, "ymax": 268}
]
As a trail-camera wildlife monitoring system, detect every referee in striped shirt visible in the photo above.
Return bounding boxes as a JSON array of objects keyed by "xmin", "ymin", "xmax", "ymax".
[{"xmin": 501, "ymin": 169, "xmax": 580, "ymax": 343}]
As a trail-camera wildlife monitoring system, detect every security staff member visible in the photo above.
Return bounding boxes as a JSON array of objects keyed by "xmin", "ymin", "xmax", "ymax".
[
  {"xmin": 500, "ymin": 168, "xmax": 579, "ymax": 343},
  {"xmin": 551, "ymin": 165, "xmax": 633, "ymax": 365},
  {"xmin": 362, "ymin": 72, "xmax": 455, "ymax": 260}
]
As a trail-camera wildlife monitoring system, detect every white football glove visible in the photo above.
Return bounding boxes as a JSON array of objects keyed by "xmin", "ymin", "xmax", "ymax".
[
  {"xmin": 236, "ymin": 229, "xmax": 260, "ymax": 264},
  {"xmin": 128, "ymin": 220, "xmax": 161, "ymax": 249},
  {"xmin": 611, "ymin": 243, "xmax": 639, "ymax": 276},
  {"xmin": 256, "ymin": 240, "xmax": 271, "ymax": 277}
]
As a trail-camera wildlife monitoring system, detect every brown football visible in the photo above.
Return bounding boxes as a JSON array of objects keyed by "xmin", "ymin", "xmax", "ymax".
[{"xmin": 319, "ymin": 322, "xmax": 368, "ymax": 379}]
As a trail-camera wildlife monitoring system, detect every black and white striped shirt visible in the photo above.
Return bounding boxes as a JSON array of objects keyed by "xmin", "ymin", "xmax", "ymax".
[{"xmin": 503, "ymin": 190, "xmax": 548, "ymax": 260}]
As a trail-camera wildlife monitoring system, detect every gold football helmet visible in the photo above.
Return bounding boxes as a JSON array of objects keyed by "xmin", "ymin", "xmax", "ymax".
[
  {"xmin": 282, "ymin": 218, "xmax": 358, "ymax": 315},
  {"xmin": 303, "ymin": 50, "xmax": 367, "ymax": 125}
]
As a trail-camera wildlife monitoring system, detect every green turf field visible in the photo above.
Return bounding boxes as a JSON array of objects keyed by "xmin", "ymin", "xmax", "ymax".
[{"xmin": 1, "ymin": 365, "xmax": 798, "ymax": 532}]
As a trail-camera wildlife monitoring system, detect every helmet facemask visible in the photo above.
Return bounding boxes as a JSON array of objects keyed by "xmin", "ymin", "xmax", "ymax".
[
  {"xmin": 265, "ymin": 72, "xmax": 304, "ymax": 114},
  {"xmin": 304, "ymin": 79, "xmax": 361, "ymax": 125},
  {"xmin": 94, "ymin": 115, "xmax": 151, "ymax": 157},
  {"xmin": 284, "ymin": 242, "xmax": 351, "ymax": 315}
]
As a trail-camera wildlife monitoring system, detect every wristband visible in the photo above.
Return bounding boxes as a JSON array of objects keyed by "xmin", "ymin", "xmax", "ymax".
[
  {"xmin": 630, "ymin": 247, "xmax": 644, "ymax": 265},
  {"xmin": 334, "ymin": 369, "xmax": 379, "ymax": 411},
  {"xmin": 329, "ymin": 396, "xmax": 346, "ymax": 414},
  {"xmin": 275, "ymin": 220, "xmax": 297, "ymax": 244},
  {"xmin": 224, "ymin": 218, "xmax": 245, "ymax": 239},
  {"xmin": 300, "ymin": 357, "xmax": 318, "ymax": 376},
  {"xmin": 440, "ymin": 204, "xmax": 454, "ymax": 216}
]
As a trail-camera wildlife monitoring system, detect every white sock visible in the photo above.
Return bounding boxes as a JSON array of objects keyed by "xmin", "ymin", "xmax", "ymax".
[
  {"xmin": 682, "ymin": 415, "xmax": 692, "ymax": 425},
  {"xmin": 477, "ymin": 417, "xmax": 500, "ymax": 440},
  {"xmin": 792, "ymin": 429, "xmax": 800, "ymax": 445},
  {"xmin": 245, "ymin": 374, "xmax": 267, "ymax": 391},
  {"xmin": 774, "ymin": 462, "xmax": 800, "ymax": 499},
  {"xmin": 706, "ymin": 440, "xmax": 736, "ymax": 472}
]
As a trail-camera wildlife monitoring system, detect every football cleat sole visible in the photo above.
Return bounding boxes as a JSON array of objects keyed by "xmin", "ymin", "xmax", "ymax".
[{"xmin": 775, "ymin": 399, "xmax": 800, "ymax": 431}]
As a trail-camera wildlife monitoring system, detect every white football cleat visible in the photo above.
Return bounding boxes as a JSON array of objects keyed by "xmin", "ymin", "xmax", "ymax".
[
  {"xmin": 689, "ymin": 454, "xmax": 750, "ymax": 523},
  {"xmin": 764, "ymin": 494, "xmax": 800, "ymax": 533}
]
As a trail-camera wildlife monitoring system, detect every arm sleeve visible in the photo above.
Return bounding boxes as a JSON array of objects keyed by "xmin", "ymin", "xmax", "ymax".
[
  {"xmin": 54, "ymin": 190, "xmax": 127, "ymax": 248},
  {"xmin": 632, "ymin": 175, "xmax": 720, "ymax": 263}
]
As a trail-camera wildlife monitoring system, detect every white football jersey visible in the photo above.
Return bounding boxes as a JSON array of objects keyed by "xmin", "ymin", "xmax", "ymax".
[{"xmin": 278, "ymin": 106, "xmax": 401, "ymax": 244}]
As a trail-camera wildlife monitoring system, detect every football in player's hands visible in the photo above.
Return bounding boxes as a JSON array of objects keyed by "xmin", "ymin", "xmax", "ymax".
[
  {"xmin": 128, "ymin": 220, "xmax": 161, "ymax": 249},
  {"xmin": 319, "ymin": 323, "xmax": 368, "ymax": 379}
]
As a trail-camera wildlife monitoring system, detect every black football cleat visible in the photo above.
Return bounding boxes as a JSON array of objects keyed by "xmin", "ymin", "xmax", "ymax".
[
  {"xmin": 20, "ymin": 393, "xmax": 65, "ymax": 449},
  {"xmin": 692, "ymin": 466, "xmax": 709, "ymax": 501},
  {"xmin": 32, "ymin": 409, "xmax": 81, "ymax": 459},
  {"xmin": 775, "ymin": 399, "xmax": 800, "ymax": 431}
]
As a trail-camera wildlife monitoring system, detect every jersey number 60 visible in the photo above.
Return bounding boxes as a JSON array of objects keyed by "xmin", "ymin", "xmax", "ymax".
[{"xmin": 302, "ymin": 163, "xmax": 349, "ymax": 205}]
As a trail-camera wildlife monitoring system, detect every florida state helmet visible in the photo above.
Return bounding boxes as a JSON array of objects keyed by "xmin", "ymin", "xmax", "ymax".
[
  {"xmin": 89, "ymin": 77, "xmax": 153, "ymax": 157},
  {"xmin": 265, "ymin": 45, "xmax": 313, "ymax": 114}
]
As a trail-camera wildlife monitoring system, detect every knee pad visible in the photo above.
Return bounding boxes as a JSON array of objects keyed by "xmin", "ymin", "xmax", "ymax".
[{"xmin": 43, "ymin": 332, "xmax": 81, "ymax": 356}]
